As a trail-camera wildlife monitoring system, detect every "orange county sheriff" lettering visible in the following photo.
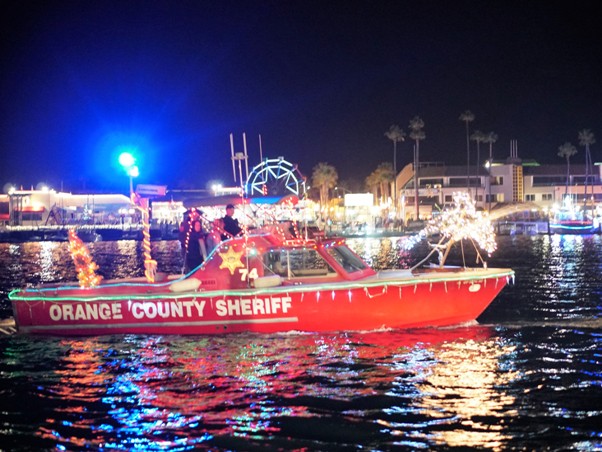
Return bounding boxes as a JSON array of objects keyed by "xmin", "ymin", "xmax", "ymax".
[
  {"xmin": 131, "ymin": 300, "xmax": 205, "ymax": 319},
  {"xmin": 48, "ymin": 297, "xmax": 292, "ymax": 322},
  {"xmin": 215, "ymin": 296, "xmax": 292, "ymax": 316},
  {"xmin": 49, "ymin": 302, "xmax": 123, "ymax": 321}
]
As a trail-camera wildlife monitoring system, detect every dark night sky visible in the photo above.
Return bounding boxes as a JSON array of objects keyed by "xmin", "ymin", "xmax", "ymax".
[{"xmin": 1, "ymin": 0, "xmax": 600, "ymax": 193}]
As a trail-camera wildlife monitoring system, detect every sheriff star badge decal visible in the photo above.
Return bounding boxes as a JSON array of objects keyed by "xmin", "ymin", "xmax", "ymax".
[{"xmin": 218, "ymin": 246, "xmax": 245, "ymax": 275}]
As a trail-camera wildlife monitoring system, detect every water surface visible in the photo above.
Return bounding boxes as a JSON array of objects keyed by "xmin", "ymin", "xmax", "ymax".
[{"xmin": 1, "ymin": 235, "xmax": 601, "ymax": 450}]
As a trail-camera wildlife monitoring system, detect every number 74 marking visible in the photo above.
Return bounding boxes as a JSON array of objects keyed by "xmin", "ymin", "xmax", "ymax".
[{"xmin": 240, "ymin": 268, "xmax": 259, "ymax": 281}]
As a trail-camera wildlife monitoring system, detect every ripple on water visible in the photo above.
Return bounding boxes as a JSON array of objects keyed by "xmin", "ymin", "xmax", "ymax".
[{"xmin": 0, "ymin": 236, "xmax": 601, "ymax": 449}]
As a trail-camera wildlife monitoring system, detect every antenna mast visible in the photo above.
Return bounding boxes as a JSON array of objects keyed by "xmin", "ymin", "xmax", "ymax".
[
  {"xmin": 229, "ymin": 133, "xmax": 249, "ymax": 189},
  {"xmin": 259, "ymin": 134, "xmax": 264, "ymax": 162},
  {"xmin": 229, "ymin": 133, "xmax": 237, "ymax": 183},
  {"xmin": 243, "ymin": 132, "xmax": 249, "ymax": 181}
]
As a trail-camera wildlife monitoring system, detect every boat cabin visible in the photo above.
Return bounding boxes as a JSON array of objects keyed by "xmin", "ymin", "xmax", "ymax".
[{"xmin": 186, "ymin": 228, "xmax": 376, "ymax": 292}]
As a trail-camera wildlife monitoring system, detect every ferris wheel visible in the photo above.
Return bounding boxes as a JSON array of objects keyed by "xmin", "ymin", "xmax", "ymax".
[{"xmin": 246, "ymin": 157, "xmax": 306, "ymax": 197}]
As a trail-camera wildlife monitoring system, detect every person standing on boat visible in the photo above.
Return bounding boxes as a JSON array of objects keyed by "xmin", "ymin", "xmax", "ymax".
[
  {"xmin": 185, "ymin": 220, "xmax": 207, "ymax": 272},
  {"xmin": 221, "ymin": 204, "xmax": 242, "ymax": 240},
  {"xmin": 206, "ymin": 218, "xmax": 223, "ymax": 253}
]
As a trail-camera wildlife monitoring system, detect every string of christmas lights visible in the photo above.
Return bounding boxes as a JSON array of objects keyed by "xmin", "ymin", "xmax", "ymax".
[
  {"xmin": 141, "ymin": 210, "xmax": 157, "ymax": 283},
  {"xmin": 132, "ymin": 194, "xmax": 157, "ymax": 282},
  {"xmin": 68, "ymin": 229, "xmax": 103, "ymax": 288},
  {"xmin": 405, "ymin": 192, "xmax": 498, "ymax": 268}
]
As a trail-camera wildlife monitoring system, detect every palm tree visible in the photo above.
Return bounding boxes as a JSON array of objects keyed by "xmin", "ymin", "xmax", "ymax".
[
  {"xmin": 409, "ymin": 116, "xmax": 425, "ymax": 220},
  {"xmin": 377, "ymin": 162, "xmax": 395, "ymax": 202},
  {"xmin": 470, "ymin": 130, "xmax": 486, "ymax": 201},
  {"xmin": 365, "ymin": 171, "xmax": 380, "ymax": 200},
  {"xmin": 384, "ymin": 124, "xmax": 406, "ymax": 207},
  {"xmin": 365, "ymin": 163, "xmax": 395, "ymax": 204},
  {"xmin": 578, "ymin": 129, "xmax": 596, "ymax": 209},
  {"xmin": 557, "ymin": 142, "xmax": 577, "ymax": 197},
  {"xmin": 483, "ymin": 131, "xmax": 498, "ymax": 211},
  {"xmin": 459, "ymin": 110, "xmax": 475, "ymax": 194},
  {"xmin": 311, "ymin": 162, "xmax": 338, "ymax": 218}
]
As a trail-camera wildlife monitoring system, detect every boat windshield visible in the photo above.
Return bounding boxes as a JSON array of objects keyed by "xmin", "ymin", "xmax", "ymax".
[
  {"xmin": 264, "ymin": 248, "xmax": 336, "ymax": 278},
  {"xmin": 326, "ymin": 246, "xmax": 368, "ymax": 273}
]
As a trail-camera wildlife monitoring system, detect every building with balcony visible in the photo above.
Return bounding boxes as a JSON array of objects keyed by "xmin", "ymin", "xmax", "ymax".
[{"xmin": 397, "ymin": 155, "xmax": 602, "ymax": 221}]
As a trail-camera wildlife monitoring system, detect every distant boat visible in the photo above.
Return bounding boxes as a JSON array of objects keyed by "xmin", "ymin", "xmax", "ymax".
[{"xmin": 550, "ymin": 196, "xmax": 600, "ymax": 234}]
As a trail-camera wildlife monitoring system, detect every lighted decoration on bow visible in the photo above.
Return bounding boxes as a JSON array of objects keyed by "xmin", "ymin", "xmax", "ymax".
[
  {"xmin": 68, "ymin": 229, "xmax": 103, "ymax": 288},
  {"xmin": 410, "ymin": 192, "xmax": 497, "ymax": 269},
  {"xmin": 131, "ymin": 192, "xmax": 157, "ymax": 282}
]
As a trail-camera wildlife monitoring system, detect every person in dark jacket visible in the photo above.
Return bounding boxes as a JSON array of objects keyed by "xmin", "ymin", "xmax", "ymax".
[
  {"xmin": 221, "ymin": 204, "xmax": 242, "ymax": 240},
  {"xmin": 185, "ymin": 220, "xmax": 207, "ymax": 272}
]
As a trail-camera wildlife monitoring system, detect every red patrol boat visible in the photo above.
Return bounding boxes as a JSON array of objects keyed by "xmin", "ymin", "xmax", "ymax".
[
  {"xmin": 9, "ymin": 231, "xmax": 513, "ymax": 336},
  {"xmin": 9, "ymin": 193, "xmax": 514, "ymax": 335}
]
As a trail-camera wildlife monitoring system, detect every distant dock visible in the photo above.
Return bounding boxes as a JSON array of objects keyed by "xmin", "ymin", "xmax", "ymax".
[
  {"xmin": 0, "ymin": 224, "xmax": 178, "ymax": 243},
  {"xmin": 496, "ymin": 221, "xmax": 551, "ymax": 235}
]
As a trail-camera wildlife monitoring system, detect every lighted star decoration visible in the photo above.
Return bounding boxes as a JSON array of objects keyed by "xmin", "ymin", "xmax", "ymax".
[
  {"xmin": 68, "ymin": 229, "xmax": 103, "ymax": 288},
  {"xmin": 407, "ymin": 192, "xmax": 497, "ymax": 268},
  {"xmin": 218, "ymin": 246, "xmax": 245, "ymax": 275}
]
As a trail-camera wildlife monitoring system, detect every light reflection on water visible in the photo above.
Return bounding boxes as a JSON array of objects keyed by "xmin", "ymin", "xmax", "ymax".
[
  {"xmin": 2, "ymin": 327, "xmax": 532, "ymax": 450},
  {"xmin": 414, "ymin": 339, "xmax": 517, "ymax": 449},
  {"xmin": 0, "ymin": 235, "xmax": 601, "ymax": 449}
]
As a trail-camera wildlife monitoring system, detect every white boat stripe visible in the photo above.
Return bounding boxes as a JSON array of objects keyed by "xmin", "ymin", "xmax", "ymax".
[{"xmin": 18, "ymin": 316, "xmax": 300, "ymax": 332}]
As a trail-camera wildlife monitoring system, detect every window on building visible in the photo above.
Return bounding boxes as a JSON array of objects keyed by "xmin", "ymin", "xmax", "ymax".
[
  {"xmin": 526, "ymin": 194, "xmax": 536, "ymax": 201},
  {"xmin": 421, "ymin": 178, "xmax": 444, "ymax": 188},
  {"xmin": 22, "ymin": 212, "xmax": 43, "ymax": 222},
  {"xmin": 449, "ymin": 178, "xmax": 467, "ymax": 187},
  {"xmin": 542, "ymin": 193, "xmax": 553, "ymax": 201},
  {"xmin": 532, "ymin": 176, "xmax": 565, "ymax": 186}
]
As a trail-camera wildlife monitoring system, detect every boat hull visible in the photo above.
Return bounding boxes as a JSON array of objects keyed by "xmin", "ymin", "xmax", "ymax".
[
  {"xmin": 10, "ymin": 268, "xmax": 514, "ymax": 335},
  {"xmin": 549, "ymin": 220, "xmax": 600, "ymax": 234}
]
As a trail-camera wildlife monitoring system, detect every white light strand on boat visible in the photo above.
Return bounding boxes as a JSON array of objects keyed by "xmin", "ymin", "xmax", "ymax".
[{"xmin": 405, "ymin": 192, "xmax": 497, "ymax": 268}]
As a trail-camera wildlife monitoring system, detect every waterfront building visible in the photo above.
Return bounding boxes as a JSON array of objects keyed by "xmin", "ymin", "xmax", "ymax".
[
  {"xmin": 396, "ymin": 155, "xmax": 602, "ymax": 221},
  {"xmin": 0, "ymin": 189, "xmax": 136, "ymax": 227},
  {"xmin": 2, "ymin": 152, "xmax": 601, "ymax": 236}
]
